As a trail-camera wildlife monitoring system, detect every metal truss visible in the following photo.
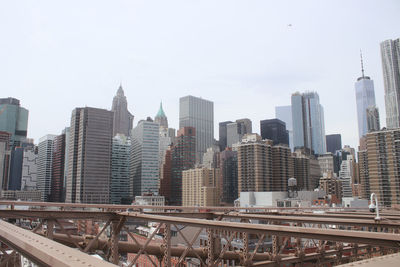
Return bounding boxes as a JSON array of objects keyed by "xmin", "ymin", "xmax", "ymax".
[{"xmin": 0, "ymin": 201, "xmax": 400, "ymax": 266}]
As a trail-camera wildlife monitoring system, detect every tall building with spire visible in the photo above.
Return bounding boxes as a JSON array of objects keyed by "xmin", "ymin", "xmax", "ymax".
[
  {"xmin": 111, "ymin": 85, "xmax": 134, "ymax": 137},
  {"xmin": 155, "ymin": 103, "xmax": 175, "ymax": 181},
  {"xmin": 154, "ymin": 102, "xmax": 168, "ymax": 128},
  {"xmin": 381, "ymin": 38, "xmax": 400, "ymax": 129},
  {"xmin": 355, "ymin": 51, "xmax": 377, "ymax": 139}
]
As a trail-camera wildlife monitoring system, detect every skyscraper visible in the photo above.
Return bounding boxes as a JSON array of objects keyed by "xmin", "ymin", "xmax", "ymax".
[
  {"xmin": 171, "ymin": 127, "xmax": 196, "ymax": 205},
  {"xmin": 271, "ymin": 145, "xmax": 294, "ymax": 192},
  {"xmin": 0, "ymin": 132, "xmax": 11, "ymax": 192},
  {"xmin": 355, "ymin": 52, "xmax": 377, "ymax": 139},
  {"xmin": 275, "ymin": 106, "xmax": 294, "ymax": 150},
  {"xmin": 237, "ymin": 134, "xmax": 292, "ymax": 193},
  {"xmin": 111, "ymin": 134, "xmax": 131, "ymax": 204},
  {"xmin": 202, "ymin": 145, "xmax": 220, "ymax": 169},
  {"xmin": 50, "ymin": 133, "xmax": 66, "ymax": 202},
  {"xmin": 0, "ymin": 98, "xmax": 29, "ymax": 148},
  {"xmin": 339, "ymin": 155, "xmax": 354, "ymax": 198},
  {"xmin": 156, "ymin": 104, "xmax": 175, "ymax": 172},
  {"xmin": 37, "ymin": 134, "xmax": 56, "ymax": 201},
  {"xmin": 218, "ymin": 121, "xmax": 233, "ymax": 151},
  {"xmin": 226, "ymin": 119, "xmax": 252, "ymax": 148},
  {"xmin": 219, "ymin": 149, "xmax": 238, "ymax": 205},
  {"xmin": 291, "ymin": 92, "xmax": 326, "ymax": 155},
  {"xmin": 66, "ymin": 108, "xmax": 81, "ymax": 203},
  {"xmin": 66, "ymin": 107, "xmax": 113, "ymax": 204},
  {"xmin": 8, "ymin": 147, "xmax": 24, "ymax": 190},
  {"xmin": 179, "ymin": 95, "xmax": 213, "ymax": 163},
  {"xmin": 236, "ymin": 118, "xmax": 252, "ymax": 134},
  {"xmin": 292, "ymin": 152, "xmax": 311, "ymax": 190},
  {"xmin": 130, "ymin": 118, "xmax": 159, "ymax": 197},
  {"xmin": 226, "ymin": 123, "xmax": 241, "ymax": 147},
  {"xmin": 63, "ymin": 127, "xmax": 70, "ymax": 201},
  {"xmin": 159, "ymin": 146, "xmax": 172, "ymax": 203},
  {"xmin": 260, "ymin": 119, "xmax": 289, "ymax": 146},
  {"xmin": 326, "ymin": 134, "xmax": 342, "ymax": 154},
  {"xmin": 111, "ymin": 85, "xmax": 134, "ymax": 137},
  {"xmin": 366, "ymin": 106, "xmax": 380, "ymax": 132},
  {"xmin": 358, "ymin": 128, "xmax": 400, "ymax": 206},
  {"xmin": 21, "ymin": 146, "xmax": 37, "ymax": 191},
  {"xmin": 380, "ymin": 38, "xmax": 400, "ymax": 129},
  {"xmin": 154, "ymin": 102, "xmax": 168, "ymax": 128}
]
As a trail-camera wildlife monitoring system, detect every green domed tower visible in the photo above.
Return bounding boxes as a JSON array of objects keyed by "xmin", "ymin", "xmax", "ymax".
[{"xmin": 155, "ymin": 102, "xmax": 168, "ymax": 128}]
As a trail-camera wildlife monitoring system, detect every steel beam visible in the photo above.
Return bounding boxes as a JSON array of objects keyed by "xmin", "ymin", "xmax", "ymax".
[
  {"xmin": 120, "ymin": 212, "xmax": 400, "ymax": 248},
  {"xmin": 46, "ymin": 231, "xmax": 379, "ymax": 265},
  {"xmin": 2, "ymin": 210, "xmax": 399, "ymax": 229},
  {"xmin": 0, "ymin": 200, "xmax": 370, "ymax": 212},
  {"xmin": 0, "ymin": 210, "xmax": 116, "ymax": 220},
  {"xmin": 0, "ymin": 220, "xmax": 116, "ymax": 267},
  {"xmin": 215, "ymin": 212, "xmax": 400, "ymax": 227}
]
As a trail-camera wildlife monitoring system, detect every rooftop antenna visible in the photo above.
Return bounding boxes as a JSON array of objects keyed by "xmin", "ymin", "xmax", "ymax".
[{"xmin": 360, "ymin": 49, "xmax": 365, "ymax": 78}]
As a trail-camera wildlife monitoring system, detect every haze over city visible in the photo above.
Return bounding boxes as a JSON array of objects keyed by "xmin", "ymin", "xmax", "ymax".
[{"xmin": 1, "ymin": 1, "xmax": 399, "ymax": 149}]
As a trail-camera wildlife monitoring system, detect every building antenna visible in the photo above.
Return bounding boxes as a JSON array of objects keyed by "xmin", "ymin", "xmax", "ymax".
[{"xmin": 360, "ymin": 49, "xmax": 365, "ymax": 78}]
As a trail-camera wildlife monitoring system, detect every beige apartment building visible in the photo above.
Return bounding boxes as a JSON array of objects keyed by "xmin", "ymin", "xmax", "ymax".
[
  {"xmin": 237, "ymin": 134, "xmax": 272, "ymax": 192},
  {"xmin": 182, "ymin": 167, "xmax": 220, "ymax": 206},
  {"xmin": 236, "ymin": 133, "xmax": 322, "ymax": 196},
  {"xmin": 272, "ymin": 145, "xmax": 294, "ymax": 192},
  {"xmin": 358, "ymin": 128, "xmax": 400, "ymax": 206}
]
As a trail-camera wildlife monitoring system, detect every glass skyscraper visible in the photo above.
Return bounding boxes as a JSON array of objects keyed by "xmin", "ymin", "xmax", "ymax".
[
  {"xmin": 0, "ymin": 98, "xmax": 29, "ymax": 148},
  {"xmin": 380, "ymin": 38, "xmax": 400, "ymax": 129},
  {"xmin": 275, "ymin": 105, "xmax": 293, "ymax": 150},
  {"xmin": 111, "ymin": 134, "xmax": 131, "ymax": 204},
  {"xmin": 291, "ymin": 92, "xmax": 326, "ymax": 155},
  {"xmin": 179, "ymin": 95, "xmax": 214, "ymax": 163},
  {"xmin": 355, "ymin": 54, "xmax": 377, "ymax": 139},
  {"xmin": 37, "ymin": 134, "xmax": 56, "ymax": 201},
  {"xmin": 130, "ymin": 118, "xmax": 159, "ymax": 197}
]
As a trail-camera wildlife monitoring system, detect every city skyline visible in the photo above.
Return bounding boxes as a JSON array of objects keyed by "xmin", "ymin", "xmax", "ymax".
[{"xmin": 1, "ymin": 1, "xmax": 399, "ymax": 151}]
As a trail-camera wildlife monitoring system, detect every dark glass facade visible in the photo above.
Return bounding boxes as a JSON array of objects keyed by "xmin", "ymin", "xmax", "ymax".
[
  {"xmin": 218, "ymin": 121, "xmax": 232, "ymax": 151},
  {"xmin": 50, "ymin": 133, "xmax": 66, "ymax": 202},
  {"xmin": 260, "ymin": 119, "xmax": 289, "ymax": 146},
  {"xmin": 326, "ymin": 134, "xmax": 342, "ymax": 154},
  {"xmin": 219, "ymin": 149, "xmax": 238, "ymax": 204},
  {"xmin": 171, "ymin": 127, "xmax": 196, "ymax": 205},
  {"xmin": 8, "ymin": 147, "xmax": 23, "ymax": 190}
]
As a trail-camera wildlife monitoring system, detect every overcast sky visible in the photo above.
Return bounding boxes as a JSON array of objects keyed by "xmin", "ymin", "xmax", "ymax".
[{"xmin": 1, "ymin": 0, "xmax": 399, "ymax": 150}]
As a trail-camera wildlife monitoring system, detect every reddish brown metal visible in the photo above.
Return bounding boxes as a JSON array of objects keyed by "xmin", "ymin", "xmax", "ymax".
[
  {"xmin": 121, "ymin": 212, "xmax": 400, "ymax": 248},
  {"xmin": 0, "ymin": 220, "xmax": 116, "ymax": 267},
  {"xmin": 1, "ymin": 200, "xmax": 400, "ymax": 266},
  {"xmin": 0, "ymin": 200, "xmax": 371, "ymax": 212},
  {"xmin": 162, "ymin": 223, "xmax": 171, "ymax": 267},
  {"xmin": 109, "ymin": 217, "xmax": 125, "ymax": 264},
  {"xmin": 46, "ymin": 219, "xmax": 54, "ymax": 240}
]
